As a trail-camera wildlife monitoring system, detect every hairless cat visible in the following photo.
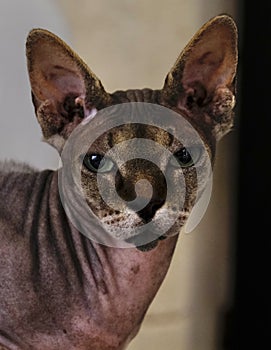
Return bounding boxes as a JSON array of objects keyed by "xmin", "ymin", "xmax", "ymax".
[{"xmin": 0, "ymin": 15, "xmax": 238, "ymax": 350}]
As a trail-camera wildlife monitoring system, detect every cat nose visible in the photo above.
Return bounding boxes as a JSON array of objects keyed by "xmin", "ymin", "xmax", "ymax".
[{"xmin": 137, "ymin": 197, "xmax": 165, "ymax": 223}]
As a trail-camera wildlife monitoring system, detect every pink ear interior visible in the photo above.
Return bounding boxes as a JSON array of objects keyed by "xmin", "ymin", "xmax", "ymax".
[
  {"xmin": 43, "ymin": 66, "xmax": 84, "ymax": 94},
  {"xmin": 181, "ymin": 20, "xmax": 237, "ymax": 94},
  {"xmin": 27, "ymin": 34, "xmax": 86, "ymax": 105}
]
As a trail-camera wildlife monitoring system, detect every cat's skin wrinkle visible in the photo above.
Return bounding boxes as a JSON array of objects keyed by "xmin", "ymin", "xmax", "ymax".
[{"xmin": 110, "ymin": 89, "xmax": 161, "ymax": 104}]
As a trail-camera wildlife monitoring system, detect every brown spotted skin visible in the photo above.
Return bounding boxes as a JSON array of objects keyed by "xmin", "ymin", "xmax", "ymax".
[{"xmin": 0, "ymin": 15, "xmax": 238, "ymax": 349}]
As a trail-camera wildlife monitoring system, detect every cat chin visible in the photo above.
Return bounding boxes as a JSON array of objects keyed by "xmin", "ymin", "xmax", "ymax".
[
  {"xmin": 126, "ymin": 234, "xmax": 167, "ymax": 252},
  {"xmin": 135, "ymin": 239, "xmax": 159, "ymax": 252}
]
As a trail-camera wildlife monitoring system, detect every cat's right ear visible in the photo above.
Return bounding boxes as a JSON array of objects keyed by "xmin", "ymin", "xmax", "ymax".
[
  {"xmin": 161, "ymin": 15, "xmax": 238, "ymax": 141},
  {"xmin": 26, "ymin": 29, "xmax": 112, "ymax": 152}
]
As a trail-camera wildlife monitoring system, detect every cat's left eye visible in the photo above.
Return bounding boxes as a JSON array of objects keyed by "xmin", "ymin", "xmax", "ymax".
[
  {"xmin": 170, "ymin": 146, "xmax": 202, "ymax": 168},
  {"xmin": 82, "ymin": 154, "xmax": 115, "ymax": 173}
]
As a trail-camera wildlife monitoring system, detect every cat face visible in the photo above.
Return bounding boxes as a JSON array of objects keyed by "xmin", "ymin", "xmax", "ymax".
[
  {"xmin": 80, "ymin": 122, "xmax": 209, "ymax": 242},
  {"xmin": 26, "ymin": 15, "xmax": 238, "ymax": 249}
]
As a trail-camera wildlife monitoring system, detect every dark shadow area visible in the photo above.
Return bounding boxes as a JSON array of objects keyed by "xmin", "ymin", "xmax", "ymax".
[{"xmin": 223, "ymin": 1, "xmax": 271, "ymax": 349}]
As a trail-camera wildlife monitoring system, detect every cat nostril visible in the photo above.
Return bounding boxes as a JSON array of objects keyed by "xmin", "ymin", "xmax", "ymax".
[{"xmin": 137, "ymin": 198, "xmax": 165, "ymax": 223}]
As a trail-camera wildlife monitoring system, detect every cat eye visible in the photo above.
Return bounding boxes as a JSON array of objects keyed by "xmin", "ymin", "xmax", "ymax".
[
  {"xmin": 170, "ymin": 146, "xmax": 202, "ymax": 168},
  {"xmin": 83, "ymin": 154, "xmax": 115, "ymax": 173}
]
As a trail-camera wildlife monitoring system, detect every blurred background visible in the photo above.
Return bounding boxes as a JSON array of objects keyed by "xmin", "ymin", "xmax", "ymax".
[{"xmin": 0, "ymin": 1, "xmax": 269, "ymax": 349}]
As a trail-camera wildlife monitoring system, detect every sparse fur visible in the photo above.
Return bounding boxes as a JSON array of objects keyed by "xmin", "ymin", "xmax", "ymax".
[{"xmin": 0, "ymin": 160, "xmax": 36, "ymax": 174}]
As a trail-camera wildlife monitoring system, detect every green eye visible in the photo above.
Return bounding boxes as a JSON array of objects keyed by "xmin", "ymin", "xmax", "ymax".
[
  {"xmin": 83, "ymin": 154, "xmax": 115, "ymax": 173},
  {"xmin": 171, "ymin": 147, "xmax": 202, "ymax": 168}
]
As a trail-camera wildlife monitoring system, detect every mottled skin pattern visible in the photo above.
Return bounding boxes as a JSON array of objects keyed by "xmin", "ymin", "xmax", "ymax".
[{"xmin": 0, "ymin": 15, "xmax": 237, "ymax": 349}]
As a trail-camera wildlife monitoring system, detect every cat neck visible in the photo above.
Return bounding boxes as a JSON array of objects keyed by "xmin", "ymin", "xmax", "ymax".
[{"xmin": 0, "ymin": 166, "xmax": 178, "ymax": 348}]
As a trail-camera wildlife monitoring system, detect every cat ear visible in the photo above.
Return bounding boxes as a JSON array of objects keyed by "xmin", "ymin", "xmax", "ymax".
[
  {"xmin": 26, "ymin": 29, "xmax": 112, "ymax": 152},
  {"xmin": 161, "ymin": 15, "xmax": 238, "ymax": 140}
]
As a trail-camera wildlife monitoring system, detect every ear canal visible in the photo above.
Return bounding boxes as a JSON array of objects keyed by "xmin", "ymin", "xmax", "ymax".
[
  {"xmin": 26, "ymin": 28, "xmax": 112, "ymax": 151},
  {"xmin": 161, "ymin": 14, "xmax": 238, "ymax": 140}
]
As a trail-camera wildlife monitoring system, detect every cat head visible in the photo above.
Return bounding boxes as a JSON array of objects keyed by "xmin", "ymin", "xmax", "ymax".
[{"xmin": 26, "ymin": 14, "xmax": 238, "ymax": 250}]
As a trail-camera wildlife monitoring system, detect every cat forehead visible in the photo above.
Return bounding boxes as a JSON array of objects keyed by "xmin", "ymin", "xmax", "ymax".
[
  {"xmin": 88, "ymin": 123, "xmax": 187, "ymax": 153},
  {"xmin": 108, "ymin": 124, "xmax": 174, "ymax": 144}
]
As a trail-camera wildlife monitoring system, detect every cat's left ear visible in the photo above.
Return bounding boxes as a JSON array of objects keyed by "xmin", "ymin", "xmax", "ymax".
[
  {"xmin": 161, "ymin": 14, "xmax": 238, "ymax": 140},
  {"xmin": 26, "ymin": 29, "xmax": 112, "ymax": 152}
]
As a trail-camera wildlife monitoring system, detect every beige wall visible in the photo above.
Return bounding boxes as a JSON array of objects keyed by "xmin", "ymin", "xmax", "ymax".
[
  {"xmin": 0, "ymin": 0, "xmax": 69, "ymax": 170},
  {"xmin": 56, "ymin": 1, "xmax": 238, "ymax": 349}
]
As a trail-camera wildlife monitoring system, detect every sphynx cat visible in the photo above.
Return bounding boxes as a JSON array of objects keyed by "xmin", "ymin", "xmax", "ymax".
[{"xmin": 0, "ymin": 15, "xmax": 238, "ymax": 350}]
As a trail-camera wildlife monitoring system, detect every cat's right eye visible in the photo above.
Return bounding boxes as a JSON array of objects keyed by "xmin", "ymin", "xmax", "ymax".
[
  {"xmin": 170, "ymin": 146, "xmax": 202, "ymax": 168},
  {"xmin": 82, "ymin": 154, "xmax": 115, "ymax": 173}
]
